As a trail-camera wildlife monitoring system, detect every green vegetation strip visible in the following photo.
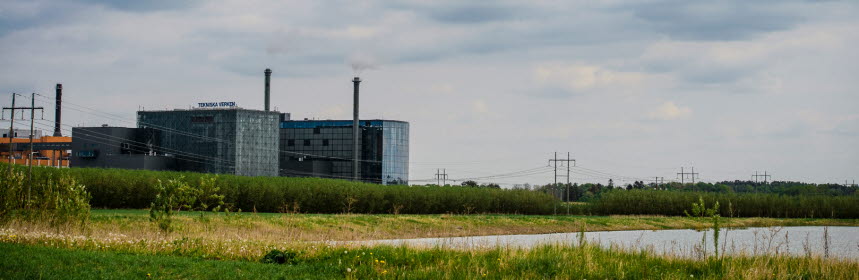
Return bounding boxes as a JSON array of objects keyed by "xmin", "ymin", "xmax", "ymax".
[
  {"xmin": 589, "ymin": 190, "xmax": 859, "ymax": 219},
  {"xmin": 17, "ymin": 164, "xmax": 556, "ymax": 215},
  {"xmin": 3, "ymin": 242, "xmax": 857, "ymax": 279}
]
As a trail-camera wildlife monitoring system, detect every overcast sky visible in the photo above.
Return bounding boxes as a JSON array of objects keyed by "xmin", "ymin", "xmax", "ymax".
[{"xmin": 1, "ymin": 0, "xmax": 856, "ymax": 186}]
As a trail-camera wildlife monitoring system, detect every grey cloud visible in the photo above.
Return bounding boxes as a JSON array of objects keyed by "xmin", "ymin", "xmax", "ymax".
[
  {"xmin": 73, "ymin": 0, "xmax": 200, "ymax": 12},
  {"xmin": 426, "ymin": 4, "xmax": 517, "ymax": 24},
  {"xmin": 388, "ymin": 2, "xmax": 524, "ymax": 24},
  {"xmin": 0, "ymin": 1, "xmax": 84, "ymax": 37},
  {"xmin": 620, "ymin": 0, "xmax": 808, "ymax": 40}
]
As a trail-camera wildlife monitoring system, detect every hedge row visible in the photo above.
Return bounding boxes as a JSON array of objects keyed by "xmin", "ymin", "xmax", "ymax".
[
  {"xmin": 588, "ymin": 190, "xmax": 859, "ymax": 219},
  {"xmin": 18, "ymin": 165, "xmax": 557, "ymax": 215}
]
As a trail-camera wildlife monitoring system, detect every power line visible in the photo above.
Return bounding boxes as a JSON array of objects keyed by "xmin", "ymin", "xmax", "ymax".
[
  {"xmin": 751, "ymin": 171, "xmax": 771, "ymax": 183},
  {"xmin": 548, "ymin": 152, "xmax": 576, "ymax": 214},
  {"xmin": 434, "ymin": 169, "xmax": 449, "ymax": 185},
  {"xmin": 677, "ymin": 166, "xmax": 699, "ymax": 184}
]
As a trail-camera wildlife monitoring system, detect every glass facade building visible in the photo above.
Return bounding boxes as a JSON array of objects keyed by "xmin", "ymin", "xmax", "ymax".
[
  {"xmin": 137, "ymin": 109, "xmax": 280, "ymax": 177},
  {"xmin": 279, "ymin": 120, "xmax": 409, "ymax": 185}
]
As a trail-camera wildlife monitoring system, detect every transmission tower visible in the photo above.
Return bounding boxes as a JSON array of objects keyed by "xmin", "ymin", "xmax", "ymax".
[{"xmin": 676, "ymin": 167, "xmax": 699, "ymax": 184}]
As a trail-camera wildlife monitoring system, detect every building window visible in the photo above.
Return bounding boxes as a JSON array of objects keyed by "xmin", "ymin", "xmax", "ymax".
[
  {"xmin": 304, "ymin": 139, "xmax": 311, "ymax": 146},
  {"xmin": 313, "ymin": 127, "xmax": 321, "ymax": 134},
  {"xmin": 323, "ymin": 139, "xmax": 329, "ymax": 146},
  {"xmin": 191, "ymin": 116, "xmax": 214, "ymax": 123},
  {"xmin": 287, "ymin": 139, "xmax": 295, "ymax": 146}
]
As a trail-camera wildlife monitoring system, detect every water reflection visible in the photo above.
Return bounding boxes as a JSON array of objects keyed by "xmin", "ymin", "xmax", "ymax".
[{"xmin": 343, "ymin": 226, "xmax": 859, "ymax": 259}]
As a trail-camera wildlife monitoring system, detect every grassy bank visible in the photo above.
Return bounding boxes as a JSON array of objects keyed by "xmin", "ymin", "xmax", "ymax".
[
  {"xmin": 87, "ymin": 210, "xmax": 859, "ymax": 241},
  {"xmin": 1, "ymin": 210, "xmax": 857, "ymax": 261},
  {"xmin": 3, "ymin": 242, "xmax": 857, "ymax": 279}
]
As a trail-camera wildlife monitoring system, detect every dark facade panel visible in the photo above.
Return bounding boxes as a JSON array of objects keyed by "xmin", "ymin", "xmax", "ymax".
[
  {"xmin": 279, "ymin": 120, "xmax": 408, "ymax": 185},
  {"xmin": 70, "ymin": 126, "xmax": 175, "ymax": 170}
]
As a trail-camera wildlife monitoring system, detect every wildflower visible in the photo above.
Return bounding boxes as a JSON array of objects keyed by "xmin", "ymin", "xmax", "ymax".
[
  {"xmin": 375, "ymin": 259, "xmax": 379, "ymax": 263},
  {"xmin": 380, "ymin": 260, "xmax": 386, "ymax": 264},
  {"xmin": 147, "ymin": 273, "xmax": 151, "ymax": 278},
  {"xmin": 382, "ymin": 270, "xmax": 388, "ymax": 274},
  {"xmin": 344, "ymin": 250, "xmax": 348, "ymax": 254},
  {"xmin": 347, "ymin": 268, "xmax": 352, "ymax": 273}
]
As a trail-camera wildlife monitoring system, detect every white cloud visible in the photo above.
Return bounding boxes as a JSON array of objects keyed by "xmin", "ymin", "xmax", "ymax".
[
  {"xmin": 533, "ymin": 63, "xmax": 652, "ymax": 93},
  {"xmin": 649, "ymin": 101, "xmax": 692, "ymax": 120},
  {"xmin": 472, "ymin": 99, "xmax": 489, "ymax": 114}
]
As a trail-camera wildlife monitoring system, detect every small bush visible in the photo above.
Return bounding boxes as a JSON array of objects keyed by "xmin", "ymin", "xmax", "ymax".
[
  {"xmin": 0, "ymin": 167, "xmax": 90, "ymax": 229},
  {"xmin": 0, "ymin": 169, "xmax": 26, "ymax": 224},
  {"xmin": 149, "ymin": 178, "xmax": 188, "ymax": 233},
  {"xmin": 261, "ymin": 249, "xmax": 298, "ymax": 264}
]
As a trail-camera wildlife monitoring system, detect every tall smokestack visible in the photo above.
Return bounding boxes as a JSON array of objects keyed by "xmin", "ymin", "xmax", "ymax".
[
  {"xmin": 352, "ymin": 77, "xmax": 361, "ymax": 181},
  {"xmin": 53, "ymin": 84, "xmax": 62, "ymax": 137},
  {"xmin": 264, "ymin": 68, "xmax": 272, "ymax": 111}
]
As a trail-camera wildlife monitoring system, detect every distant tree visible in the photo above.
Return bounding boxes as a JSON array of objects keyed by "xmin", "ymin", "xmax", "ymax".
[
  {"xmin": 483, "ymin": 183, "xmax": 501, "ymax": 189},
  {"xmin": 512, "ymin": 183, "xmax": 532, "ymax": 190},
  {"xmin": 461, "ymin": 180, "xmax": 479, "ymax": 187}
]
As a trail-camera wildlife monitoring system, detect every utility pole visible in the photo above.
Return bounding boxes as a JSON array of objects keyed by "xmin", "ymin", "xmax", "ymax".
[
  {"xmin": 677, "ymin": 167, "xmax": 699, "ymax": 184},
  {"xmin": 5, "ymin": 93, "xmax": 15, "ymax": 173},
  {"xmin": 2, "ymin": 93, "xmax": 44, "ymax": 209},
  {"xmin": 751, "ymin": 171, "xmax": 771, "ymax": 183},
  {"xmin": 548, "ymin": 152, "xmax": 576, "ymax": 215},
  {"xmin": 435, "ymin": 169, "xmax": 448, "ymax": 186},
  {"xmin": 566, "ymin": 152, "xmax": 570, "ymax": 215},
  {"xmin": 552, "ymin": 152, "xmax": 557, "ymax": 215}
]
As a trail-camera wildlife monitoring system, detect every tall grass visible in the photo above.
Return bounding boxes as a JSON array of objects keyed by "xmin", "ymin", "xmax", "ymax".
[
  {"xmin": 14, "ymin": 164, "xmax": 557, "ymax": 215},
  {"xmin": 590, "ymin": 190, "xmax": 859, "ymax": 218},
  {"xmin": 3, "ymin": 241, "xmax": 857, "ymax": 279}
]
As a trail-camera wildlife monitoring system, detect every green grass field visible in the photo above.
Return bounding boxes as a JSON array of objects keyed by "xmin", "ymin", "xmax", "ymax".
[{"xmin": 3, "ymin": 241, "xmax": 857, "ymax": 280}]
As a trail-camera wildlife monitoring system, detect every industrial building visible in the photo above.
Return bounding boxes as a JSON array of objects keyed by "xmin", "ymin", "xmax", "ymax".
[
  {"xmin": 137, "ymin": 108, "xmax": 281, "ymax": 177},
  {"xmin": 280, "ymin": 120, "xmax": 409, "ymax": 185},
  {"xmin": 66, "ymin": 68, "xmax": 410, "ymax": 184},
  {"xmin": 1, "ymin": 84, "xmax": 71, "ymax": 167},
  {"xmin": 0, "ymin": 129, "xmax": 70, "ymax": 167},
  {"xmin": 70, "ymin": 126, "xmax": 172, "ymax": 170}
]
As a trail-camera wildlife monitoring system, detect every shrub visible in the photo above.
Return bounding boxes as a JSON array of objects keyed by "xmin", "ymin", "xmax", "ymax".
[
  {"xmin": 261, "ymin": 249, "xmax": 298, "ymax": 264},
  {"xmin": 0, "ymin": 166, "xmax": 90, "ymax": 229},
  {"xmin": 0, "ymin": 169, "xmax": 26, "ymax": 224}
]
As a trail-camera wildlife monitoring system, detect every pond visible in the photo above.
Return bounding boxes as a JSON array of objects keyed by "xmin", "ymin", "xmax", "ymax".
[{"xmin": 343, "ymin": 226, "xmax": 859, "ymax": 259}]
